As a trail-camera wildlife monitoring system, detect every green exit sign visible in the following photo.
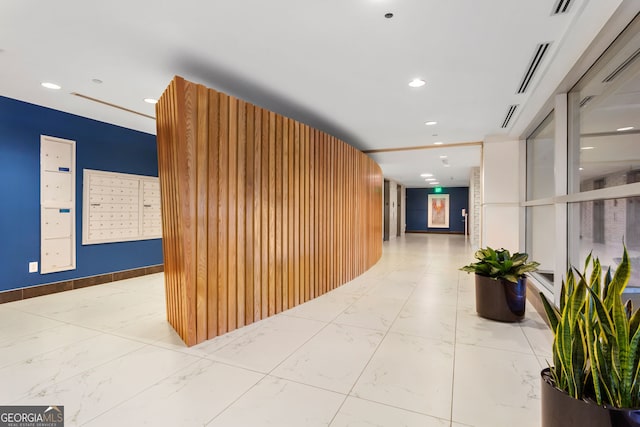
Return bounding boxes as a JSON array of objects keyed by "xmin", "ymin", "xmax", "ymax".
[{"xmin": 434, "ymin": 187, "xmax": 443, "ymax": 193}]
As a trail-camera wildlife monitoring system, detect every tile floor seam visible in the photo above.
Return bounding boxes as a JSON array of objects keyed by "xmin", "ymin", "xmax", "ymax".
[
  {"xmin": 330, "ymin": 395, "xmax": 453, "ymax": 426},
  {"xmin": 277, "ymin": 290, "xmax": 366, "ymax": 324},
  {"xmin": 8, "ymin": 339, "xmax": 153, "ymax": 407},
  {"xmin": 449, "ymin": 272, "xmax": 463, "ymax": 426},
  {"xmin": 0, "ymin": 328, "xmax": 107, "ymax": 367},
  {"xmin": 76, "ymin": 357, "xmax": 216, "ymax": 426},
  {"xmin": 200, "ymin": 372, "xmax": 270, "ymax": 426},
  {"xmin": 264, "ymin": 319, "xmax": 334, "ymax": 376},
  {"xmin": 340, "ymin": 283, "xmax": 415, "ymax": 398},
  {"xmin": 1, "ymin": 331, "xmax": 146, "ymax": 384}
]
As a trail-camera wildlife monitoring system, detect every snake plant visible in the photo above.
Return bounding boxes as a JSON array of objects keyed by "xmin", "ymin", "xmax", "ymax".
[
  {"xmin": 460, "ymin": 247, "xmax": 539, "ymax": 283},
  {"xmin": 540, "ymin": 247, "xmax": 640, "ymax": 409}
]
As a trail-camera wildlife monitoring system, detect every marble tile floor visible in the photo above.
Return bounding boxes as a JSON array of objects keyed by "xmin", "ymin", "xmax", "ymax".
[{"xmin": 0, "ymin": 234, "xmax": 553, "ymax": 426}]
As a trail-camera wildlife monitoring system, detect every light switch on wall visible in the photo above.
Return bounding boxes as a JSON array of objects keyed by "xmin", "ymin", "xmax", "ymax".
[{"xmin": 29, "ymin": 261, "xmax": 38, "ymax": 273}]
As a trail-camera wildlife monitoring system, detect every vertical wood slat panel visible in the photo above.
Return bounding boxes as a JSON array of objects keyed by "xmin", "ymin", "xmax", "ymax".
[
  {"xmin": 253, "ymin": 108, "xmax": 262, "ymax": 322},
  {"xmin": 180, "ymin": 80, "xmax": 198, "ymax": 346},
  {"xmin": 293, "ymin": 121, "xmax": 300, "ymax": 307},
  {"xmin": 282, "ymin": 118, "xmax": 289, "ymax": 311},
  {"xmin": 207, "ymin": 90, "xmax": 219, "ymax": 339},
  {"xmin": 275, "ymin": 115, "xmax": 283, "ymax": 314},
  {"xmin": 304, "ymin": 124, "xmax": 311, "ymax": 304},
  {"xmin": 195, "ymin": 85, "xmax": 209, "ymax": 344},
  {"xmin": 227, "ymin": 97, "xmax": 238, "ymax": 332},
  {"xmin": 244, "ymin": 104, "xmax": 254, "ymax": 326},
  {"xmin": 260, "ymin": 109, "xmax": 269, "ymax": 320},
  {"xmin": 237, "ymin": 99, "xmax": 246, "ymax": 328},
  {"xmin": 268, "ymin": 112, "xmax": 276, "ymax": 316},
  {"xmin": 157, "ymin": 76, "xmax": 382, "ymax": 346},
  {"xmin": 217, "ymin": 92, "xmax": 229, "ymax": 336},
  {"xmin": 287, "ymin": 119, "xmax": 295, "ymax": 309}
]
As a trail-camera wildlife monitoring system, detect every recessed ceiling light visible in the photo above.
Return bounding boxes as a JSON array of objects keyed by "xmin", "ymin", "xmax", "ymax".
[
  {"xmin": 425, "ymin": 121, "xmax": 437, "ymax": 126},
  {"xmin": 144, "ymin": 98, "xmax": 158, "ymax": 104},
  {"xmin": 431, "ymin": 182, "xmax": 440, "ymax": 185},
  {"xmin": 433, "ymin": 141, "xmax": 443, "ymax": 145},
  {"xmin": 581, "ymin": 146, "xmax": 594, "ymax": 150},
  {"xmin": 420, "ymin": 173, "xmax": 433, "ymax": 177},
  {"xmin": 425, "ymin": 178, "xmax": 436, "ymax": 181},
  {"xmin": 408, "ymin": 78, "xmax": 426, "ymax": 88},
  {"xmin": 579, "ymin": 167, "xmax": 584, "ymax": 171},
  {"xmin": 617, "ymin": 126, "xmax": 634, "ymax": 131},
  {"xmin": 41, "ymin": 82, "xmax": 61, "ymax": 90},
  {"xmin": 439, "ymin": 155, "xmax": 448, "ymax": 159}
]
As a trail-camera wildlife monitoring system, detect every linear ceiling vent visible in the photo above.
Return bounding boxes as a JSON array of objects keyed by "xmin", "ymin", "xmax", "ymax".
[
  {"xmin": 602, "ymin": 47, "xmax": 640, "ymax": 83},
  {"xmin": 501, "ymin": 104, "xmax": 519, "ymax": 129},
  {"xmin": 517, "ymin": 43, "xmax": 551, "ymax": 94},
  {"xmin": 552, "ymin": 0, "xmax": 573, "ymax": 15},
  {"xmin": 71, "ymin": 92, "xmax": 156, "ymax": 120},
  {"xmin": 580, "ymin": 96, "xmax": 594, "ymax": 108}
]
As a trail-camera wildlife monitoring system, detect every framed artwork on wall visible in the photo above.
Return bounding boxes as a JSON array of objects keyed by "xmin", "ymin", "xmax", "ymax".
[{"xmin": 428, "ymin": 194, "xmax": 449, "ymax": 228}]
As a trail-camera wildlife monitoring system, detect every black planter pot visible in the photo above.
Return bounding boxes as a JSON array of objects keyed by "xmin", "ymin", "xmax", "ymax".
[
  {"xmin": 541, "ymin": 368, "xmax": 640, "ymax": 427},
  {"xmin": 474, "ymin": 274, "xmax": 526, "ymax": 322}
]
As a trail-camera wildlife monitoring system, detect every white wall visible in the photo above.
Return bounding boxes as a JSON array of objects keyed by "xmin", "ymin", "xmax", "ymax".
[
  {"xmin": 469, "ymin": 167, "xmax": 481, "ymax": 249},
  {"xmin": 389, "ymin": 180, "xmax": 398, "ymax": 240},
  {"xmin": 482, "ymin": 138, "xmax": 522, "ymax": 252}
]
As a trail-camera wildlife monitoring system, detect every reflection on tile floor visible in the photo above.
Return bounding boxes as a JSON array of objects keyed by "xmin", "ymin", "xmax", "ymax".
[{"xmin": 1, "ymin": 234, "xmax": 552, "ymax": 426}]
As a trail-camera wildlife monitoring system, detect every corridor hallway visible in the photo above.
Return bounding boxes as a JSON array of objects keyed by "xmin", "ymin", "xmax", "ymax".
[{"xmin": 0, "ymin": 234, "xmax": 551, "ymax": 426}]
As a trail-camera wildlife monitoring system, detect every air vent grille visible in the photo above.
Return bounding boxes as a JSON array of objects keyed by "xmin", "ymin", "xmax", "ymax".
[
  {"xmin": 579, "ymin": 96, "xmax": 594, "ymax": 108},
  {"xmin": 71, "ymin": 92, "xmax": 156, "ymax": 120},
  {"xmin": 602, "ymin": 47, "xmax": 640, "ymax": 83},
  {"xmin": 517, "ymin": 43, "xmax": 551, "ymax": 94},
  {"xmin": 552, "ymin": 0, "xmax": 573, "ymax": 15},
  {"xmin": 501, "ymin": 104, "xmax": 519, "ymax": 129}
]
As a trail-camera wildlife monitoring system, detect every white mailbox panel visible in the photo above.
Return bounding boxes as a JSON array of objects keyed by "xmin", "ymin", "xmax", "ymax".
[
  {"xmin": 41, "ymin": 237, "xmax": 73, "ymax": 271},
  {"xmin": 42, "ymin": 139, "xmax": 72, "ymax": 172},
  {"xmin": 83, "ymin": 169, "xmax": 162, "ymax": 244},
  {"xmin": 42, "ymin": 207, "xmax": 73, "ymax": 239},
  {"xmin": 41, "ymin": 170, "xmax": 73, "ymax": 204},
  {"xmin": 41, "ymin": 136, "xmax": 76, "ymax": 274}
]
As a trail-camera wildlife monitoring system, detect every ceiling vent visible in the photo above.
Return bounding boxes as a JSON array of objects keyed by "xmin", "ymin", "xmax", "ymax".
[
  {"xmin": 71, "ymin": 92, "xmax": 155, "ymax": 120},
  {"xmin": 517, "ymin": 43, "xmax": 551, "ymax": 94},
  {"xmin": 501, "ymin": 104, "xmax": 519, "ymax": 129},
  {"xmin": 579, "ymin": 96, "xmax": 594, "ymax": 108},
  {"xmin": 552, "ymin": 0, "xmax": 573, "ymax": 15},
  {"xmin": 602, "ymin": 47, "xmax": 640, "ymax": 83}
]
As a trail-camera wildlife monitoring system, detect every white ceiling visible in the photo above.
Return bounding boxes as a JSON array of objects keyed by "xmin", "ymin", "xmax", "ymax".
[{"xmin": 0, "ymin": 0, "xmax": 629, "ymax": 187}]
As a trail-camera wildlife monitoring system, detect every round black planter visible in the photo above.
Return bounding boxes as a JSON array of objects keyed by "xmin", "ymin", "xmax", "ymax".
[
  {"xmin": 474, "ymin": 274, "xmax": 526, "ymax": 322},
  {"xmin": 541, "ymin": 368, "xmax": 640, "ymax": 427}
]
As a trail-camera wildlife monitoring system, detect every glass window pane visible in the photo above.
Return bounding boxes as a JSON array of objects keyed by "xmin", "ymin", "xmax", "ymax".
[
  {"xmin": 527, "ymin": 112, "xmax": 555, "ymax": 200},
  {"xmin": 568, "ymin": 199, "xmax": 640, "ymax": 304},
  {"xmin": 568, "ymin": 26, "xmax": 640, "ymax": 193},
  {"xmin": 526, "ymin": 205, "xmax": 555, "ymax": 291}
]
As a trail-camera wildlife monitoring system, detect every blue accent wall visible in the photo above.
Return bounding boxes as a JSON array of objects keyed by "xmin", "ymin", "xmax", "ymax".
[
  {"xmin": 0, "ymin": 95, "xmax": 162, "ymax": 292},
  {"xmin": 406, "ymin": 187, "xmax": 469, "ymax": 233}
]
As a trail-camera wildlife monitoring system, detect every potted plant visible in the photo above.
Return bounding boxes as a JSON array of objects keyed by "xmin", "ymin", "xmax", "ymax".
[
  {"xmin": 460, "ymin": 247, "xmax": 539, "ymax": 322},
  {"xmin": 539, "ymin": 248, "xmax": 640, "ymax": 427}
]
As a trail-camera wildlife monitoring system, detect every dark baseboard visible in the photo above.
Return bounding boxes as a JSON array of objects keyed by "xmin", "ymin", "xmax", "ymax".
[{"xmin": 0, "ymin": 264, "xmax": 164, "ymax": 305}]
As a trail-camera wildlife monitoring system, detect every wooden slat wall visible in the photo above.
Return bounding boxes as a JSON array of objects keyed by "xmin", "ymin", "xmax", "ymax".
[{"xmin": 156, "ymin": 76, "xmax": 383, "ymax": 346}]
